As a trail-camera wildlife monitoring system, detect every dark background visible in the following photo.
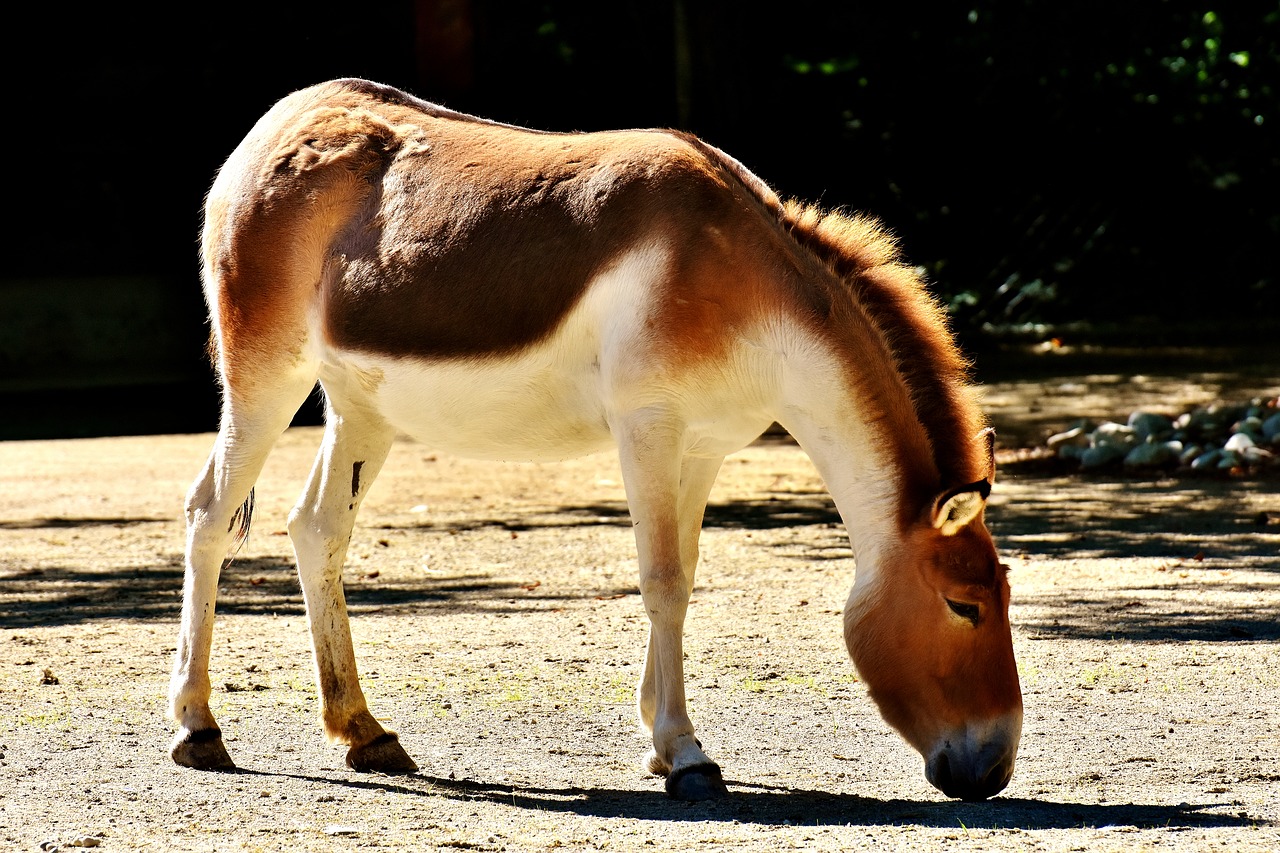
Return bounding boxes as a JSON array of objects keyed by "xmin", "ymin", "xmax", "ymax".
[{"xmin": 2, "ymin": 1, "xmax": 1276, "ymax": 439}]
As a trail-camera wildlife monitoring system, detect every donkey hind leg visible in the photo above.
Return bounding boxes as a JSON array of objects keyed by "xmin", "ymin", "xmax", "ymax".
[
  {"xmin": 169, "ymin": 374, "xmax": 318, "ymax": 770},
  {"xmin": 616, "ymin": 413, "xmax": 728, "ymax": 800},
  {"xmin": 287, "ymin": 401, "xmax": 415, "ymax": 773}
]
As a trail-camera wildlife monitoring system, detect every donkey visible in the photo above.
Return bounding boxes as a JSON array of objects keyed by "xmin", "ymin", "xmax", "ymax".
[{"xmin": 169, "ymin": 77, "xmax": 1021, "ymax": 801}]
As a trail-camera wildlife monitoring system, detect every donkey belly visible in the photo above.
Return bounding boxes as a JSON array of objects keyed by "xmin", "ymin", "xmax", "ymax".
[
  {"xmin": 322, "ymin": 347, "xmax": 774, "ymax": 463},
  {"xmin": 324, "ymin": 352, "xmax": 615, "ymax": 462}
]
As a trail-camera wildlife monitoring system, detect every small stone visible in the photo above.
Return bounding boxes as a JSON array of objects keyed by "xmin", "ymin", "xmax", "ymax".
[
  {"xmin": 1262, "ymin": 412, "xmax": 1280, "ymax": 443},
  {"xmin": 1224, "ymin": 433, "xmax": 1256, "ymax": 452},
  {"xmin": 1128, "ymin": 411, "xmax": 1174, "ymax": 441},
  {"xmin": 1124, "ymin": 441, "xmax": 1181, "ymax": 469},
  {"xmin": 1091, "ymin": 421, "xmax": 1137, "ymax": 449},
  {"xmin": 1178, "ymin": 443, "xmax": 1203, "ymax": 466},
  {"xmin": 1241, "ymin": 446, "xmax": 1275, "ymax": 466},
  {"xmin": 1185, "ymin": 405, "xmax": 1239, "ymax": 439},
  {"xmin": 1191, "ymin": 449, "xmax": 1223, "ymax": 470},
  {"xmin": 1231, "ymin": 417, "xmax": 1265, "ymax": 445},
  {"xmin": 1043, "ymin": 398, "xmax": 1278, "ymax": 476},
  {"xmin": 1058, "ymin": 443, "xmax": 1085, "ymax": 461},
  {"xmin": 68, "ymin": 838, "xmax": 103, "ymax": 849},
  {"xmin": 1047, "ymin": 426, "xmax": 1090, "ymax": 451},
  {"xmin": 1081, "ymin": 443, "xmax": 1127, "ymax": 470}
]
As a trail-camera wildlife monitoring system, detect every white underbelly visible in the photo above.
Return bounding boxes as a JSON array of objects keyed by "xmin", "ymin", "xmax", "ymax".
[
  {"xmin": 319, "ymin": 345, "xmax": 775, "ymax": 463},
  {"xmin": 325, "ymin": 352, "xmax": 615, "ymax": 462}
]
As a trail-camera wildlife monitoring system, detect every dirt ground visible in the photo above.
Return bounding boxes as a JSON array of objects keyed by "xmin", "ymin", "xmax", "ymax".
[{"xmin": 1, "ymin": 366, "xmax": 1278, "ymax": 852}]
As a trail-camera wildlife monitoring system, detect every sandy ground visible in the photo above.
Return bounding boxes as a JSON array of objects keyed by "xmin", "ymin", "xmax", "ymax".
[{"xmin": 1, "ymin": 367, "xmax": 1278, "ymax": 852}]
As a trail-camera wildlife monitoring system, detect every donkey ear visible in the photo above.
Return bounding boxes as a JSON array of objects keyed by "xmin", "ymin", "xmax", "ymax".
[
  {"xmin": 931, "ymin": 479, "xmax": 991, "ymax": 536},
  {"xmin": 978, "ymin": 426, "xmax": 996, "ymax": 484}
]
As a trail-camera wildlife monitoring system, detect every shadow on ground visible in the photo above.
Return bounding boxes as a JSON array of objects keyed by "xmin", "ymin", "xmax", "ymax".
[
  {"xmin": 234, "ymin": 768, "xmax": 1265, "ymax": 831},
  {"xmin": 2, "ymin": 475, "xmax": 1276, "ymax": 636}
]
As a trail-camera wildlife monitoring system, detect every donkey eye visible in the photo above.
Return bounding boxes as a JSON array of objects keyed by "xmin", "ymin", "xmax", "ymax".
[{"xmin": 946, "ymin": 599, "xmax": 981, "ymax": 625}]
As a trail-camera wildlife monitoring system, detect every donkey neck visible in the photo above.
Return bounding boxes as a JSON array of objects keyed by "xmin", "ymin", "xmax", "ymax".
[{"xmin": 768, "ymin": 320, "xmax": 928, "ymax": 582}]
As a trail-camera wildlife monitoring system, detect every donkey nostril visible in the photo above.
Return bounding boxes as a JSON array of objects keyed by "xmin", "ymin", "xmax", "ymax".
[
  {"xmin": 926, "ymin": 751, "xmax": 957, "ymax": 796},
  {"xmin": 982, "ymin": 757, "xmax": 1011, "ymax": 795},
  {"xmin": 963, "ymin": 754, "xmax": 1013, "ymax": 801}
]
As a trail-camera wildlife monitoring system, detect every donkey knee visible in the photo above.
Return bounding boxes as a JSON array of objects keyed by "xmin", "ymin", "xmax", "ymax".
[
  {"xmin": 638, "ymin": 565, "xmax": 693, "ymax": 615},
  {"xmin": 183, "ymin": 459, "xmax": 219, "ymax": 527},
  {"xmin": 184, "ymin": 483, "xmax": 212, "ymax": 524},
  {"xmin": 287, "ymin": 503, "xmax": 345, "ymax": 569}
]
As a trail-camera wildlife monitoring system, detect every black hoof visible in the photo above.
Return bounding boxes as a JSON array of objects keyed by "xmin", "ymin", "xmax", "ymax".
[
  {"xmin": 171, "ymin": 728, "xmax": 236, "ymax": 771},
  {"xmin": 346, "ymin": 732, "xmax": 419, "ymax": 774},
  {"xmin": 665, "ymin": 762, "xmax": 728, "ymax": 800}
]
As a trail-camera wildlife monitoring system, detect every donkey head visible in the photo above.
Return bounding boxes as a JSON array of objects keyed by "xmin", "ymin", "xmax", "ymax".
[{"xmin": 844, "ymin": 430, "xmax": 1022, "ymax": 800}]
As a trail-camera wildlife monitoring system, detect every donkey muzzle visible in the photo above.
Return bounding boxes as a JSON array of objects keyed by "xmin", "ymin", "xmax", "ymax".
[{"xmin": 924, "ymin": 715, "xmax": 1021, "ymax": 801}]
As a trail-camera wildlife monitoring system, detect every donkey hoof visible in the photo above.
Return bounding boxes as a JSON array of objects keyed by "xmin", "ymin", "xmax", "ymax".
[
  {"xmin": 346, "ymin": 732, "xmax": 418, "ymax": 774},
  {"xmin": 665, "ymin": 762, "xmax": 728, "ymax": 801},
  {"xmin": 171, "ymin": 728, "xmax": 236, "ymax": 771}
]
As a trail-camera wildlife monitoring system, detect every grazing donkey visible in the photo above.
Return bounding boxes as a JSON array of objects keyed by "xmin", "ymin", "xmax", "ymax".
[{"xmin": 169, "ymin": 78, "xmax": 1021, "ymax": 801}]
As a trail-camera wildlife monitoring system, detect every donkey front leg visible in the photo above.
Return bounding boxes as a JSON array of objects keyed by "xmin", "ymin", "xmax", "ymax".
[
  {"xmin": 637, "ymin": 454, "xmax": 723, "ymax": 770},
  {"xmin": 616, "ymin": 415, "xmax": 727, "ymax": 800},
  {"xmin": 287, "ymin": 405, "xmax": 416, "ymax": 773}
]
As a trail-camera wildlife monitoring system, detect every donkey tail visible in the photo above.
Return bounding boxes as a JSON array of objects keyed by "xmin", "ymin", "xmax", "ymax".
[{"xmin": 225, "ymin": 488, "xmax": 255, "ymax": 566}]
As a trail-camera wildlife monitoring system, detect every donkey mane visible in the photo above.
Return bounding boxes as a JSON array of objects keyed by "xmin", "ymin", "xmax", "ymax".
[
  {"xmin": 781, "ymin": 200, "xmax": 988, "ymax": 489},
  {"xmin": 675, "ymin": 132, "xmax": 988, "ymax": 492}
]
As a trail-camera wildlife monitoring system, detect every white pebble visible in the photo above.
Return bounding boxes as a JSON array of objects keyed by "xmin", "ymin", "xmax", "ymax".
[
  {"xmin": 1091, "ymin": 422, "xmax": 1137, "ymax": 450},
  {"xmin": 1047, "ymin": 426, "xmax": 1089, "ymax": 450},
  {"xmin": 1224, "ymin": 433, "xmax": 1256, "ymax": 452},
  {"xmin": 325, "ymin": 826, "xmax": 360, "ymax": 837},
  {"xmin": 1242, "ymin": 446, "xmax": 1275, "ymax": 465}
]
